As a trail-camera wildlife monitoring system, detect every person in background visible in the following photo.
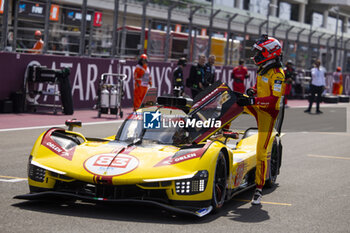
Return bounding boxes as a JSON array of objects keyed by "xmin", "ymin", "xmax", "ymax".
[
  {"xmin": 283, "ymin": 60, "xmax": 296, "ymax": 107},
  {"xmin": 133, "ymin": 54, "xmax": 152, "ymax": 111},
  {"xmin": 31, "ymin": 30, "xmax": 44, "ymax": 54},
  {"xmin": 232, "ymin": 59, "xmax": 249, "ymax": 94},
  {"xmin": 332, "ymin": 67, "xmax": 343, "ymax": 95},
  {"xmin": 235, "ymin": 35, "xmax": 285, "ymax": 205},
  {"xmin": 186, "ymin": 54, "xmax": 206, "ymax": 98},
  {"xmin": 204, "ymin": 55, "xmax": 216, "ymax": 87},
  {"xmin": 304, "ymin": 60, "xmax": 325, "ymax": 114},
  {"xmin": 173, "ymin": 57, "xmax": 187, "ymax": 97}
]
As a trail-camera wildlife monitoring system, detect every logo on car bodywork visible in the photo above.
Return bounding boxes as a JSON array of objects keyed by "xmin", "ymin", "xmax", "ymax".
[{"xmin": 84, "ymin": 154, "xmax": 139, "ymax": 176}]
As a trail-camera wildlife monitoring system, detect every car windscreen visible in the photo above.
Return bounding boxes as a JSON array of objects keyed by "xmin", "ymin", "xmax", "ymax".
[{"xmin": 115, "ymin": 113, "xmax": 189, "ymax": 145}]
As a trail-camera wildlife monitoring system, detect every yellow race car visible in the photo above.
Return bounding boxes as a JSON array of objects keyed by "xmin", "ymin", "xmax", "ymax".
[{"xmin": 15, "ymin": 82, "xmax": 283, "ymax": 217}]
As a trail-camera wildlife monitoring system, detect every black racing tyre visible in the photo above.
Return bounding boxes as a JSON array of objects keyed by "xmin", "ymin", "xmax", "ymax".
[
  {"xmin": 322, "ymin": 95, "xmax": 339, "ymax": 104},
  {"xmin": 265, "ymin": 137, "xmax": 282, "ymax": 188},
  {"xmin": 59, "ymin": 77, "xmax": 74, "ymax": 115},
  {"xmin": 339, "ymin": 95, "xmax": 350, "ymax": 103},
  {"xmin": 211, "ymin": 152, "xmax": 227, "ymax": 211}
]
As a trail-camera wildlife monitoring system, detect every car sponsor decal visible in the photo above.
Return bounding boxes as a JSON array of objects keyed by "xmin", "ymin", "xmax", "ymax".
[
  {"xmin": 84, "ymin": 153, "xmax": 139, "ymax": 177},
  {"xmin": 191, "ymin": 85, "xmax": 227, "ymax": 110},
  {"xmin": 273, "ymin": 83, "xmax": 282, "ymax": 92},
  {"xmin": 154, "ymin": 143, "xmax": 210, "ymax": 167},
  {"xmin": 219, "ymin": 91, "xmax": 231, "ymax": 105},
  {"xmin": 41, "ymin": 128, "xmax": 75, "ymax": 160},
  {"xmin": 234, "ymin": 162, "xmax": 245, "ymax": 186}
]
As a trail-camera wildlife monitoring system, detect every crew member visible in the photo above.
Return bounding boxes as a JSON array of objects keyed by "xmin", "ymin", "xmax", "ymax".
[
  {"xmin": 332, "ymin": 67, "xmax": 343, "ymax": 95},
  {"xmin": 232, "ymin": 59, "xmax": 249, "ymax": 93},
  {"xmin": 173, "ymin": 57, "xmax": 187, "ymax": 97},
  {"xmin": 305, "ymin": 60, "xmax": 325, "ymax": 114},
  {"xmin": 283, "ymin": 60, "xmax": 296, "ymax": 106},
  {"xmin": 204, "ymin": 55, "xmax": 216, "ymax": 87},
  {"xmin": 236, "ymin": 35, "xmax": 285, "ymax": 205},
  {"xmin": 31, "ymin": 30, "xmax": 44, "ymax": 54},
  {"xmin": 133, "ymin": 54, "xmax": 152, "ymax": 111},
  {"xmin": 186, "ymin": 54, "xmax": 206, "ymax": 98}
]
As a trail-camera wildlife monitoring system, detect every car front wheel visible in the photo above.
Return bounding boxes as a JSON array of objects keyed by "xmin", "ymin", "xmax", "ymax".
[{"xmin": 211, "ymin": 151, "xmax": 227, "ymax": 211}]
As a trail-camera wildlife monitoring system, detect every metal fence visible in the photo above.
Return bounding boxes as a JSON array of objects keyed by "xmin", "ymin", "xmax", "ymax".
[{"xmin": 1, "ymin": 0, "xmax": 350, "ymax": 71}]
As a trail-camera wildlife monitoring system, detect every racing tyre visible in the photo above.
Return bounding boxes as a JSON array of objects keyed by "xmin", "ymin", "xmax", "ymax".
[
  {"xmin": 339, "ymin": 95, "xmax": 350, "ymax": 103},
  {"xmin": 322, "ymin": 95, "xmax": 339, "ymax": 104},
  {"xmin": 211, "ymin": 152, "xmax": 227, "ymax": 211},
  {"xmin": 265, "ymin": 137, "xmax": 282, "ymax": 188}
]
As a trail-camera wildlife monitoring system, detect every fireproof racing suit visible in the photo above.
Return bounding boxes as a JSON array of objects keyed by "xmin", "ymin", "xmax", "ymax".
[
  {"xmin": 245, "ymin": 67, "xmax": 285, "ymax": 189},
  {"xmin": 332, "ymin": 71, "xmax": 343, "ymax": 95},
  {"xmin": 133, "ymin": 64, "xmax": 152, "ymax": 110}
]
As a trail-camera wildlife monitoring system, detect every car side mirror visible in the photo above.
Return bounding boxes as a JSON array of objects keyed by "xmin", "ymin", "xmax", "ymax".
[
  {"xmin": 223, "ymin": 131, "xmax": 239, "ymax": 140},
  {"xmin": 65, "ymin": 119, "xmax": 82, "ymax": 131}
]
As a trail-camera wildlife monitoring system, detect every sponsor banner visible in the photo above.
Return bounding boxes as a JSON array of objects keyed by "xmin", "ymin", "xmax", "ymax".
[
  {"xmin": 93, "ymin": 12, "xmax": 102, "ymax": 27},
  {"xmin": 175, "ymin": 24, "xmax": 182, "ymax": 33},
  {"xmin": 0, "ymin": 0, "xmax": 4, "ymax": 14},
  {"xmin": 50, "ymin": 4, "xmax": 60, "ymax": 21},
  {"xmin": 18, "ymin": 2, "xmax": 46, "ymax": 19},
  {"xmin": 0, "ymin": 52, "xmax": 349, "ymax": 109},
  {"xmin": 64, "ymin": 8, "xmax": 92, "ymax": 26}
]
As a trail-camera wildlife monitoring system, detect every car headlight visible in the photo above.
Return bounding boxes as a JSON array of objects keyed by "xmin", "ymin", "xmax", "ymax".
[
  {"xmin": 28, "ymin": 156, "xmax": 46, "ymax": 183},
  {"xmin": 175, "ymin": 170, "xmax": 208, "ymax": 195}
]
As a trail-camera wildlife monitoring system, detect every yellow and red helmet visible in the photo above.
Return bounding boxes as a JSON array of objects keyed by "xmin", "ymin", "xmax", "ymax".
[{"xmin": 252, "ymin": 35, "xmax": 282, "ymax": 66}]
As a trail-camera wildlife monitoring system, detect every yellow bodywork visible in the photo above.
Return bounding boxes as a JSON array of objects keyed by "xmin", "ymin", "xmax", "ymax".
[{"xmin": 28, "ymin": 107, "xmax": 277, "ymax": 203}]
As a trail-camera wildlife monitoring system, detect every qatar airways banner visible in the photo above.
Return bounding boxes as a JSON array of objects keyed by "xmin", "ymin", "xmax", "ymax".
[
  {"xmin": 0, "ymin": 52, "xmax": 258, "ymax": 108},
  {"xmin": 0, "ymin": 52, "xmax": 348, "ymax": 109}
]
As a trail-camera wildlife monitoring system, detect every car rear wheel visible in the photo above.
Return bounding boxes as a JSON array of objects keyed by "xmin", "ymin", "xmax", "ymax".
[{"xmin": 211, "ymin": 152, "xmax": 227, "ymax": 211}]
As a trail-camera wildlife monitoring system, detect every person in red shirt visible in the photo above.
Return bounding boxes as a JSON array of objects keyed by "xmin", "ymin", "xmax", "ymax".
[
  {"xmin": 332, "ymin": 67, "xmax": 343, "ymax": 95},
  {"xmin": 31, "ymin": 30, "xmax": 44, "ymax": 54},
  {"xmin": 133, "ymin": 54, "xmax": 152, "ymax": 111},
  {"xmin": 231, "ymin": 59, "xmax": 249, "ymax": 93}
]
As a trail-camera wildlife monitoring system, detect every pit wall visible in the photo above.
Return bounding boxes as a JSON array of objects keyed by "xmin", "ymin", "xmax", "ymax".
[{"xmin": 0, "ymin": 52, "xmax": 349, "ymax": 108}]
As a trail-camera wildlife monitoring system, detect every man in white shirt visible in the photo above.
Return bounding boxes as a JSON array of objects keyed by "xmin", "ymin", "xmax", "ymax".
[{"xmin": 305, "ymin": 60, "xmax": 325, "ymax": 114}]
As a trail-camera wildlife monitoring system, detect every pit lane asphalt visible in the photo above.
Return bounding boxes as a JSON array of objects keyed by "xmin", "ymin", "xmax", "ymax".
[{"xmin": 1, "ymin": 104, "xmax": 349, "ymax": 233}]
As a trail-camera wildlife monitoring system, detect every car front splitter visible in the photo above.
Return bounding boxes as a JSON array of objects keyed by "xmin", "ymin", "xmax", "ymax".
[{"xmin": 14, "ymin": 191, "xmax": 213, "ymax": 218}]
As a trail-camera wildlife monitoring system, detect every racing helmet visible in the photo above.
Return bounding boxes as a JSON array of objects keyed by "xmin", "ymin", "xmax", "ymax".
[
  {"xmin": 34, "ymin": 30, "xmax": 42, "ymax": 37},
  {"xmin": 252, "ymin": 35, "xmax": 282, "ymax": 66},
  {"xmin": 177, "ymin": 57, "xmax": 187, "ymax": 66},
  {"xmin": 140, "ymin": 54, "xmax": 148, "ymax": 60}
]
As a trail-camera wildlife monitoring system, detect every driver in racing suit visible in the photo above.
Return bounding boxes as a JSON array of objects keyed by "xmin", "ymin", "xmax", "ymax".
[{"xmin": 236, "ymin": 35, "xmax": 285, "ymax": 205}]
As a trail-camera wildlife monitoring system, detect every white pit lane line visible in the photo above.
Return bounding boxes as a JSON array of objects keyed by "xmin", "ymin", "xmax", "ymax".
[
  {"xmin": 0, "ymin": 176, "xmax": 27, "ymax": 183},
  {"xmin": 0, "ymin": 120, "xmax": 124, "ymax": 132}
]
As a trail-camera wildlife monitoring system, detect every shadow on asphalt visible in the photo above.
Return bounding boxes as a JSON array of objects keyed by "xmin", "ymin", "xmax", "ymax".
[{"xmin": 12, "ymin": 186, "xmax": 277, "ymax": 224}]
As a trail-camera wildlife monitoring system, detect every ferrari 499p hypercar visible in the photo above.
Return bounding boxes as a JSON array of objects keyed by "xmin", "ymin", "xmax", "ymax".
[{"xmin": 15, "ymin": 82, "xmax": 283, "ymax": 217}]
